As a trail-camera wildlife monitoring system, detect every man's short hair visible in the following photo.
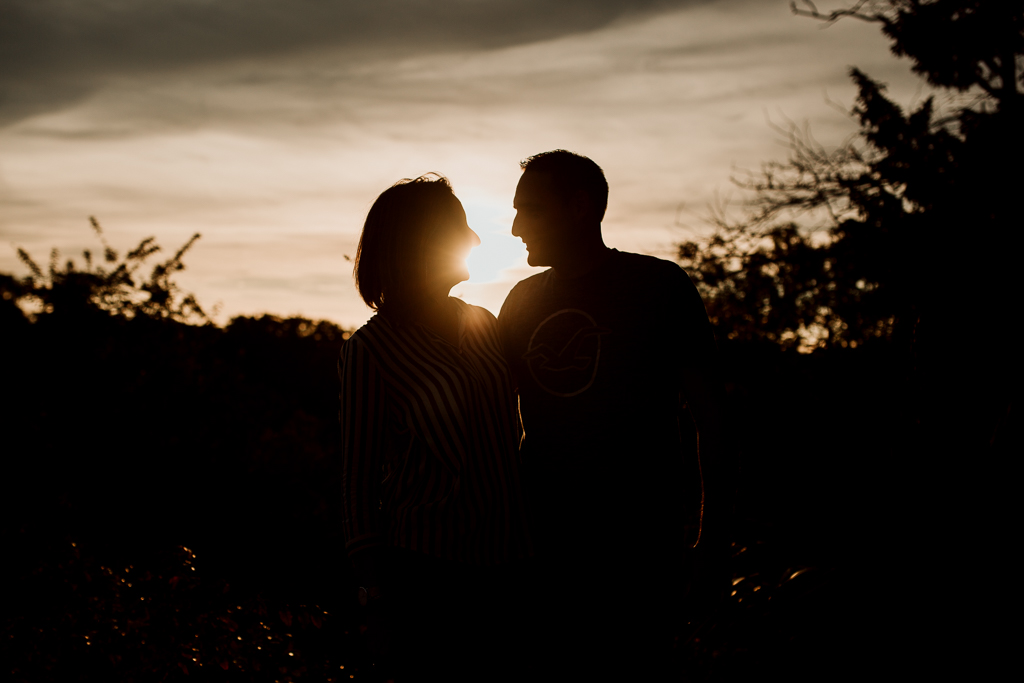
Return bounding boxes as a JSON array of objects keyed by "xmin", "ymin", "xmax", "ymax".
[
  {"xmin": 520, "ymin": 150, "xmax": 609, "ymax": 221},
  {"xmin": 354, "ymin": 173, "xmax": 457, "ymax": 314}
]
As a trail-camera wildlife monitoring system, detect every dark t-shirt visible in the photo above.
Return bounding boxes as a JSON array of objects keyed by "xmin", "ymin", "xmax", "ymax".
[{"xmin": 498, "ymin": 249, "xmax": 716, "ymax": 553}]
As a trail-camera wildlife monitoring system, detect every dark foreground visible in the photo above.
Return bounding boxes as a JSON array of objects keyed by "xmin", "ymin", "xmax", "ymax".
[{"xmin": 1, "ymin": 294, "xmax": 991, "ymax": 680}]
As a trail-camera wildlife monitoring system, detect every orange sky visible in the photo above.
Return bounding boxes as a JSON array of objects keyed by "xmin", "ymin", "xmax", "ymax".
[{"xmin": 0, "ymin": 0, "xmax": 926, "ymax": 329}]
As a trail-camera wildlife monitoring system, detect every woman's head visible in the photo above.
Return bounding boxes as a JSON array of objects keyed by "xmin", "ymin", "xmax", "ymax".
[{"xmin": 354, "ymin": 174, "xmax": 479, "ymax": 314}]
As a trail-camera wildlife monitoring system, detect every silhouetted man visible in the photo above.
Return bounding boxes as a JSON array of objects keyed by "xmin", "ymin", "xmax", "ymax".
[{"xmin": 498, "ymin": 150, "xmax": 730, "ymax": 678}]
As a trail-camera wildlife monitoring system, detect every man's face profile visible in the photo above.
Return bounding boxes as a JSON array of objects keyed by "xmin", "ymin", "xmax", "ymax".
[{"xmin": 512, "ymin": 170, "xmax": 573, "ymax": 268}]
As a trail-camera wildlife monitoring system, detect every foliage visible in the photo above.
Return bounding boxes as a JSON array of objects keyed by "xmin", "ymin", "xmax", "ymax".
[
  {"xmin": 2, "ymin": 524, "xmax": 846, "ymax": 682},
  {"xmin": 1, "ymin": 223, "xmax": 369, "ymax": 679},
  {"xmin": 678, "ymin": 0, "xmax": 1023, "ymax": 352},
  {"xmin": 2, "ymin": 220, "xmax": 353, "ymax": 600},
  {"xmin": 0, "ymin": 220, "xmax": 898, "ymax": 680},
  {"xmin": 9, "ymin": 217, "xmax": 207, "ymax": 325},
  {"xmin": 793, "ymin": 0, "xmax": 1023, "ymax": 105},
  {"xmin": 2, "ymin": 535, "xmax": 363, "ymax": 682}
]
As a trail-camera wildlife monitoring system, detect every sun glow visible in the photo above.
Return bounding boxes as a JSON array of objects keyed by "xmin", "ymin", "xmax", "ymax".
[
  {"xmin": 462, "ymin": 199, "xmax": 525, "ymax": 285},
  {"xmin": 466, "ymin": 228, "xmax": 528, "ymax": 284},
  {"xmin": 448, "ymin": 193, "xmax": 543, "ymax": 316}
]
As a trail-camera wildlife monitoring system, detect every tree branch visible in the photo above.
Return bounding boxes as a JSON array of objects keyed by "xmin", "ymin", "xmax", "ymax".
[{"xmin": 791, "ymin": 0, "xmax": 894, "ymax": 27}]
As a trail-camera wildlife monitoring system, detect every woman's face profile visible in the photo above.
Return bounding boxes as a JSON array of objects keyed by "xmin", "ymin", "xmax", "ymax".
[{"xmin": 422, "ymin": 198, "xmax": 480, "ymax": 290}]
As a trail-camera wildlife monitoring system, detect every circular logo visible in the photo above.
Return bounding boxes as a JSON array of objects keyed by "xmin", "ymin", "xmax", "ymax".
[{"xmin": 524, "ymin": 309, "xmax": 612, "ymax": 397}]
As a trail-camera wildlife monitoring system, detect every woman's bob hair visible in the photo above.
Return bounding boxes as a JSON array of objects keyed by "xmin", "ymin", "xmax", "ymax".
[{"xmin": 354, "ymin": 173, "xmax": 458, "ymax": 315}]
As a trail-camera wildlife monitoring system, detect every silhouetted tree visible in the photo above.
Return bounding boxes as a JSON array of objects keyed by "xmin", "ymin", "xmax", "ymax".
[
  {"xmin": 2, "ymin": 220, "xmax": 352, "ymax": 593},
  {"xmin": 678, "ymin": 0, "xmax": 1023, "ymax": 353},
  {"xmin": 8, "ymin": 216, "xmax": 207, "ymax": 324},
  {"xmin": 679, "ymin": 7, "xmax": 1020, "ymax": 659}
]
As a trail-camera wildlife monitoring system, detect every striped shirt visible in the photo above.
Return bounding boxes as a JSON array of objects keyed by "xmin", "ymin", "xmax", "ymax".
[{"xmin": 338, "ymin": 298, "xmax": 532, "ymax": 566}]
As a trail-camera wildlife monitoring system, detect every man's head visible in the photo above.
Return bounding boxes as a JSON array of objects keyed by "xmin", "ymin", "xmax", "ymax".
[{"xmin": 512, "ymin": 150, "xmax": 608, "ymax": 268}]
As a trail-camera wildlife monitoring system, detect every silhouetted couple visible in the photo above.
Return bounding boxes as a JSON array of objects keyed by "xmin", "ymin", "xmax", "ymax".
[{"xmin": 338, "ymin": 151, "xmax": 729, "ymax": 681}]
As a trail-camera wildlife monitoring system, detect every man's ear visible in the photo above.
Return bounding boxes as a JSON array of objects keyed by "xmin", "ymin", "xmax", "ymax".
[{"xmin": 571, "ymin": 189, "xmax": 592, "ymax": 221}]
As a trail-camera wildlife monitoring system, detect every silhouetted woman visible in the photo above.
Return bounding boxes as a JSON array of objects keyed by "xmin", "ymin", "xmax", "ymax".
[{"xmin": 338, "ymin": 175, "xmax": 531, "ymax": 682}]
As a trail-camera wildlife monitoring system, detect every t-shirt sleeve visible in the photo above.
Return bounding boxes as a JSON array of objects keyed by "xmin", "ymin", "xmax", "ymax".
[
  {"xmin": 337, "ymin": 334, "xmax": 387, "ymax": 558},
  {"xmin": 671, "ymin": 265, "xmax": 718, "ymax": 367}
]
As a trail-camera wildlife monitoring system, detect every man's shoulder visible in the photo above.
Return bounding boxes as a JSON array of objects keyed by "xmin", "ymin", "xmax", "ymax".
[
  {"xmin": 613, "ymin": 249, "xmax": 687, "ymax": 279},
  {"xmin": 603, "ymin": 251, "xmax": 697, "ymax": 303},
  {"xmin": 509, "ymin": 268, "xmax": 554, "ymax": 294},
  {"xmin": 502, "ymin": 268, "xmax": 554, "ymax": 310}
]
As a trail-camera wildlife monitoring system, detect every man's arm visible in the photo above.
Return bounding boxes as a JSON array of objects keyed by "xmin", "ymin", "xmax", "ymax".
[
  {"xmin": 673, "ymin": 263, "xmax": 734, "ymax": 623},
  {"xmin": 679, "ymin": 364, "xmax": 735, "ymax": 634},
  {"xmin": 496, "ymin": 286, "xmax": 519, "ymax": 389},
  {"xmin": 679, "ymin": 365, "xmax": 731, "ymax": 552}
]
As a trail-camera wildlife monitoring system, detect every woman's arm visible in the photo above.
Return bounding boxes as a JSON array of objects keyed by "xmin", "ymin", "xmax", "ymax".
[{"xmin": 338, "ymin": 335, "xmax": 388, "ymax": 581}]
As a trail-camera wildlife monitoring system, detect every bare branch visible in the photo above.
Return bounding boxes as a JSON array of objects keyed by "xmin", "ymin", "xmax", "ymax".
[
  {"xmin": 125, "ymin": 238, "xmax": 160, "ymax": 265},
  {"xmin": 169, "ymin": 233, "xmax": 201, "ymax": 267},
  {"xmin": 791, "ymin": 0, "xmax": 893, "ymax": 27}
]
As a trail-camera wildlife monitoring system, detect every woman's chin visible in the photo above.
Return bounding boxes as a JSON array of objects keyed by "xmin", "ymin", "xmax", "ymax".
[
  {"xmin": 450, "ymin": 267, "xmax": 470, "ymax": 286},
  {"xmin": 436, "ymin": 271, "xmax": 469, "ymax": 294}
]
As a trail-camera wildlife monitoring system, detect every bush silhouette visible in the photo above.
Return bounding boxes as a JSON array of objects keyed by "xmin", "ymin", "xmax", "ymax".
[
  {"xmin": 2, "ymin": 222, "xmax": 366, "ymax": 680},
  {"xmin": 1, "ymin": 217, "xmax": 886, "ymax": 680}
]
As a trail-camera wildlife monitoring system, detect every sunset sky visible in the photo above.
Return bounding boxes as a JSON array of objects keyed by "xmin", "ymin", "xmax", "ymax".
[{"xmin": 0, "ymin": 0, "xmax": 927, "ymax": 329}]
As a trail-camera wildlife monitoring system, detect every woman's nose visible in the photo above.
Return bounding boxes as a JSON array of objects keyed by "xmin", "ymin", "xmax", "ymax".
[{"xmin": 469, "ymin": 227, "xmax": 481, "ymax": 248}]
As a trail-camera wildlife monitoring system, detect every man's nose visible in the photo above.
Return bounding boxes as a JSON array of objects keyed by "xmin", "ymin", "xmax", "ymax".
[{"xmin": 511, "ymin": 215, "xmax": 521, "ymax": 237}]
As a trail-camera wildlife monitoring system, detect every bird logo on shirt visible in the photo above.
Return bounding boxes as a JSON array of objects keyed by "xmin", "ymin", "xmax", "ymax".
[{"xmin": 524, "ymin": 309, "xmax": 611, "ymax": 397}]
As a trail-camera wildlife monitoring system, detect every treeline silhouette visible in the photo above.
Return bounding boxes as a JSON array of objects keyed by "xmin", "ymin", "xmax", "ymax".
[
  {"xmin": 680, "ymin": 2, "xmax": 1020, "ymax": 671},
  {"xmin": 1, "ymin": 226, "xmax": 872, "ymax": 681},
  {"xmin": 679, "ymin": 1, "xmax": 1021, "ymax": 470},
  {"xmin": 1, "ymin": 225, "xmax": 360, "ymax": 679}
]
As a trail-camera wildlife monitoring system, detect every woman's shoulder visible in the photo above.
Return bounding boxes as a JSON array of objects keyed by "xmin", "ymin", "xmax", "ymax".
[
  {"xmin": 344, "ymin": 312, "xmax": 446, "ymax": 364},
  {"xmin": 340, "ymin": 316, "xmax": 391, "ymax": 356},
  {"xmin": 452, "ymin": 298, "xmax": 498, "ymax": 327},
  {"xmin": 345, "ymin": 318, "xmax": 376, "ymax": 344}
]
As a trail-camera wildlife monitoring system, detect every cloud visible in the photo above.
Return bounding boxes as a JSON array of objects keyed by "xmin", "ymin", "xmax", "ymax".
[
  {"xmin": 0, "ymin": 0, "xmax": 923, "ymax": 327},
  {"xmin": 0, "ymin": 0, "xmax": 706, "ymax": 125}
]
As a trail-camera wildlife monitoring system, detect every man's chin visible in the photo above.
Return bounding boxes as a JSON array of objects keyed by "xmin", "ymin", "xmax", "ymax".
[{"xmin": 526, "ymin": 251, "xmax": 549, "ymax": 268}]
